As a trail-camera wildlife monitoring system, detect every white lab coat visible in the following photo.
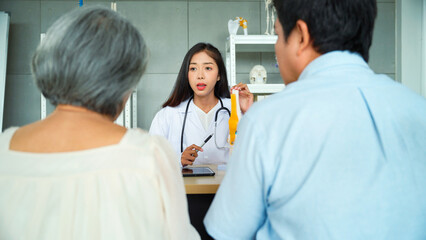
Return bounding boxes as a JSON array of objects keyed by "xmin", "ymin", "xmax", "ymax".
[{"xmin": 149, "ymin": 98, "xmax": 231, "ymax": 165}]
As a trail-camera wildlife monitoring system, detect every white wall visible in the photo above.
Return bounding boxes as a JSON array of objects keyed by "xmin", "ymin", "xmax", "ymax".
[
  {"xmin": 396, "ymin": 0, "xmax": 426, "ymax": 97},
  {"xmin": 0, "ymin": 0, "xmax": 403, "ymax": 130}
]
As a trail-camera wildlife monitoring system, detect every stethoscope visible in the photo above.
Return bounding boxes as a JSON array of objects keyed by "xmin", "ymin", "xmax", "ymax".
[{"xmin": 180, "ymin": 96, "xmax": 231, "ymax": 153}]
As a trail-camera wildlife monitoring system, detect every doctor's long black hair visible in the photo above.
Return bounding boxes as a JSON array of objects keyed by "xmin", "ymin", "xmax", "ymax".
[{"xmin": 162, "ymin": 42, "xmax": 230, "ymax": 108}]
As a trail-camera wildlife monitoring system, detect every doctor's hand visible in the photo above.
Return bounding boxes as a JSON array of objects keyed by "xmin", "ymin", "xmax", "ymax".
[
  {"xmin": 231, "ymin": 83, "xmax": 253, "ymax": 114},
  {"xmin": 181, "ymin": 144, "xmax": 203, "ymax": 167}
]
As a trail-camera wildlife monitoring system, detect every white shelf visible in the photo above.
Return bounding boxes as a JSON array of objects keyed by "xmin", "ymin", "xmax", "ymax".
[
  {"xmin": 226, "ymin": 34, "xmax": 283, "ymax": 98},
  {"xmin": 227, "ymin": 35, "xmax": 278, "ymax": 45},
  {"xmin": 247, "ymin": 84, "xmax": 285, "ymax": 94},
  {"xmin": 226, "ymin": 35, "xmax": 277, "ymax": 52}
]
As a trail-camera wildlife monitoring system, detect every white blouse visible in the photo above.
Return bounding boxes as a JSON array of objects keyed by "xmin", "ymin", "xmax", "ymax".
[
  {"xmin": 0, "ymin": 127, "xmax": 200, "ymax": 240},
  {"xmin": 194, "ymin": 102, "xmax": 220, "ymax": 131}
]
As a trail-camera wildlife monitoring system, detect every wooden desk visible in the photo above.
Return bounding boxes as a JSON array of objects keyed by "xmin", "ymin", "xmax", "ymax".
[
  {"xmin": 184, "ymin": 165, "xmax": 225, "ymax": 239},
  {"xmin": 183, "ymin": 165, "xmax": 225, "ymax": 194}
]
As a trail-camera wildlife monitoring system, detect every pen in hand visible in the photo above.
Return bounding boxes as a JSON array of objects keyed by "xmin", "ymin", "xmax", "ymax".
[{"xmin": 196, "ymin": 134, "xmax": 213, "ymax": 153}]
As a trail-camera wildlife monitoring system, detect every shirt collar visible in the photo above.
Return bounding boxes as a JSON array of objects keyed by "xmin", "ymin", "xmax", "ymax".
[
  {"xmin": 178, "ymin": 98, "xmax": 192, "ymax": 113},
  {"xmin": 297, "ymin": 50, "xmax": 371, "ymax": 82}
]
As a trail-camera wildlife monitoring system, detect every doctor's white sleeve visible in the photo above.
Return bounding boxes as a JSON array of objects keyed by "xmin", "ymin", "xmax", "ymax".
[{"xmin": 149, "ymin": 109, "xmax": 169, "ymax": 138}]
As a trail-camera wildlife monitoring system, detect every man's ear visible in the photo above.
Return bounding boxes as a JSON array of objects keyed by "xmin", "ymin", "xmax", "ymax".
[{"xmin": 295, "ymin": 19, "xmax": 313, "ymax": 56}]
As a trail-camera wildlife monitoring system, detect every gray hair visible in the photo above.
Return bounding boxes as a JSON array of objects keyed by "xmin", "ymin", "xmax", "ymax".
[{"xmin": 31, "ymin": 6, "xmax": 148, "ymax": 117}]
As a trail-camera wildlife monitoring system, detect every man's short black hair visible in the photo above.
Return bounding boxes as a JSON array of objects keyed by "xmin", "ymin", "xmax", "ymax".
[{"xmin": 273, "ymin": 0, "xmax": 377, "ymax": 62}]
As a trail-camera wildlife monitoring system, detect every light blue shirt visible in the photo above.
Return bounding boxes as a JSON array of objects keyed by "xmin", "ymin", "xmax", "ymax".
[{"xmin": 204, "ymin": 51, "xmax": 426, "ymax": 240}]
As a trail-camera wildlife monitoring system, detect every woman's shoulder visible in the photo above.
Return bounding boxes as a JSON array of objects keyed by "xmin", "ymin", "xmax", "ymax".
[
  {"xmin": 220, "ymin": 97, "xmax": 231, "ymax": 102},
  {"xmin": 153, "ymin": 100, "xmax": 190, "ymax": 121},
  {"xmin": 155, "ymin": 102, "xmax": 187, "ymax": 116},
  {"xmin": 121, "ymin": 128, "xmax": 156, "ymax": 146},
  {"xmin": 220, "ymin": 97, "xmax": 231, "ymax": 107},
  {"xmin": 122, "ymin": 128, "xmax": 179, "ymax": 166},
  {"xmin": 168, "ymin": 100, "xmax": 190, "ymax": 111},
  {"xmin": 122, "ymin": 128, "xmax": 173, "ymax": 151}
]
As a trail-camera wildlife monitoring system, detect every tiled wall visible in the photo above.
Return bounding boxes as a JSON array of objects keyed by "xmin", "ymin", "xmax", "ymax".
[{"xmin": 0, "ymin": 0, "xmax": 395, "ymax": 131}]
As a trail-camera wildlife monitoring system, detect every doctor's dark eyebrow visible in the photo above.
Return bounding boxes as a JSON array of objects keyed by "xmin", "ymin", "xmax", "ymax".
[{"xmin": 190, "ymin": 62, "xmax": 214, "ymax": 65}]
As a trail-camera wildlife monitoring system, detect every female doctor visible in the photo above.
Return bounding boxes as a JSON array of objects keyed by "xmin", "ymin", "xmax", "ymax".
[{"xmin": 149, "ymin": 43, "xmax": 253, "ymax": 167}]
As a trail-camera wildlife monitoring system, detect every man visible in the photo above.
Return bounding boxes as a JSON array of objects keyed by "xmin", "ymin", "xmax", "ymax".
[{"xmin": 204, "ymin": 0, "xmax": 426, "ymax": 239}]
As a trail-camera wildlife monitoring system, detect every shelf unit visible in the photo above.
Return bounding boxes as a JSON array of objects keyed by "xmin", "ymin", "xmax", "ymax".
[
  {"xmin": 225, "ymin": 34, "xmax": 285, "ymax": 96},
  {"xmin": 247, "ymin": 84, "xmax": 284, "ymax": 94}
]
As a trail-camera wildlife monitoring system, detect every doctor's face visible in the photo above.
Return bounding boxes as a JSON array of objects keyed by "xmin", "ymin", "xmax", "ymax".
[{"xmin": 188, "ymin": 51, "xmax": 220, "ymax": 99}]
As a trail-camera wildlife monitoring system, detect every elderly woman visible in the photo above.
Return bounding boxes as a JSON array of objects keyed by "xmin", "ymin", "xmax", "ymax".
[{"xmin": 0, "ymin": 6, "xmax": 199, "ymax": 240}]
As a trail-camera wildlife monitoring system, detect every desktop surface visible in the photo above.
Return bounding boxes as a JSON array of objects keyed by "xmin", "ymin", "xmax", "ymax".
[{"xmin": 183, "ymin": 165, "xmax": 226, "ymax": 194}]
